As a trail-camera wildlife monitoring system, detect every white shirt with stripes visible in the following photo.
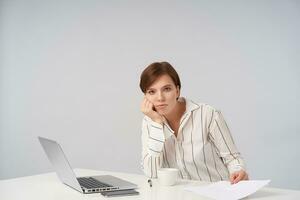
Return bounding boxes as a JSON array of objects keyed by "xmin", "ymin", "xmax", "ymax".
[{"xmin": 141, "ymin": 98, "xmax": 246, "ymax": 181}]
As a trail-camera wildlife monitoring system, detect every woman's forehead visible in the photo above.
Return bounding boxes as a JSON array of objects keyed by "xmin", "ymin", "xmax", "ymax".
[{"xmin": 148, "ymin": 75, "xmax": 175, "ymax": 89}]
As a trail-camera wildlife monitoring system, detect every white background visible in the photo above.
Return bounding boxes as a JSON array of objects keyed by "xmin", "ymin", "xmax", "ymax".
[{"xmin": 1, "ymin": 0, "xmax": 299, "ymax": 189}]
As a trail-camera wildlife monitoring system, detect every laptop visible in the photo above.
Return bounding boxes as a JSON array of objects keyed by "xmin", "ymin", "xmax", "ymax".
[{"xmin": 38, "ymin": 136, "xmax": 137, "ymax": 194}]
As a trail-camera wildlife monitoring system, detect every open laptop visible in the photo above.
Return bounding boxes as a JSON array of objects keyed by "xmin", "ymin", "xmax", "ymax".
[{"xmin": 38, "ymin": 136, "xmax": 137, "ymax": 194}]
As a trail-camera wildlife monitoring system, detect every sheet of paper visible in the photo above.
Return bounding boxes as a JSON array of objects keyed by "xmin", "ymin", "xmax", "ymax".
[{"xmin": 184, "ymin": 180, "xmax": 270, "ymax": 200}]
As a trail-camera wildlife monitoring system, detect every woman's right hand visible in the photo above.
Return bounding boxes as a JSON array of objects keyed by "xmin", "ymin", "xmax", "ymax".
[{"xmin": 141, "ymin": 97, "xmax": 165, "ymax": 124}]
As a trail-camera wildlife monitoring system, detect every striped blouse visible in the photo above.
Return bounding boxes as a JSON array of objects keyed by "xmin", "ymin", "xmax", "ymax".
[{"xmin": 141, "ymin": 98, "xmax": 246, "ymax": 181}]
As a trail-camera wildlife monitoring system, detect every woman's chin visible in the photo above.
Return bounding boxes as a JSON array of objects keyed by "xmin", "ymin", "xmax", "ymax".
[
  {"xmin": 156, "ymin": 110, "xmax": 164, "ymax": 114},
  {"xmin": 157, "ymin": 110, "xmax": 168, "ymax": 115}
]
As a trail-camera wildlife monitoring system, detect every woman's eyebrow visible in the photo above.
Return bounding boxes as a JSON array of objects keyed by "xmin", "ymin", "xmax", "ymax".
[
  {"xmin": 147, "ymin": 84, "xmax": 173, "ymax": 91},
  {"xmin": 160, "ymin": 84, "xmax": 173, "ymax": 89}
]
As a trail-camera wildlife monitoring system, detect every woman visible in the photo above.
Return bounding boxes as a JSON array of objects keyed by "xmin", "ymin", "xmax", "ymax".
[{"xmin": 140, "ymin": 61, "xmax": 248, "ymax": 184}]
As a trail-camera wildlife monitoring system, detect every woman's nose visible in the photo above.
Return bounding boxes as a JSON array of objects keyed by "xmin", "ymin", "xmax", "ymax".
[{"xmin": 157, "ymin": 92, "xmax": 165, "ymax": 101}]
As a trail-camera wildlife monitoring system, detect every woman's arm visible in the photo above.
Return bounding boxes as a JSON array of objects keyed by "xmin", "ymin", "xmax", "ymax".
[
  {"xmin": 208, "ymin": 109, "xmax": 248, "ymax": 182},
  {"xmin": 141, "ymin": 118, "xmax": 165, "ymax": 178}
]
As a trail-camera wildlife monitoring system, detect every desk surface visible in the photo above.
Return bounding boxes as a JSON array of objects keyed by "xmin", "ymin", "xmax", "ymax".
[{"xmin": 1, "ymin": 169, "xmax": 299, "ymax": 200}]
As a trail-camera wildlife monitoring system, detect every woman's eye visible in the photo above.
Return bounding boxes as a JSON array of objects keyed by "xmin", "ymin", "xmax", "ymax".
[
  {"xmin": 164, "ymin": 87, "xmax": 171, "ymax": 91},
  {"xmin": 148, "ymin": 90, "xmax": 155, "ymax": 95}
]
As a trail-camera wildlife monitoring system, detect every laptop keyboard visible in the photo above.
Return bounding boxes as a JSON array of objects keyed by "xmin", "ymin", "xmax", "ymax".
[{"xmin": 77, "ymin": 177, "xmax": 112, "ymax": 189}]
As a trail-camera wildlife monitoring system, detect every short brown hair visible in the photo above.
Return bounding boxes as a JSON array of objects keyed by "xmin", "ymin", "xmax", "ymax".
[{"xmin": 139, "ymin": 61, "xmax": 181, "ymax": 93}]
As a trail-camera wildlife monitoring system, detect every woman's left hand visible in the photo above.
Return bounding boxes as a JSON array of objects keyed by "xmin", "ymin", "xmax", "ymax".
[{"xmin": 230, "ymin": 170, "xmax": 249, "ymax": 184}]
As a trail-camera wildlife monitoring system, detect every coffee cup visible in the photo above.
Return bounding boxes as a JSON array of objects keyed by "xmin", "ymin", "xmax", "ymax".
[{"xmin": 157, "ymin": 168, "xmax": 179, "ymax": 186}]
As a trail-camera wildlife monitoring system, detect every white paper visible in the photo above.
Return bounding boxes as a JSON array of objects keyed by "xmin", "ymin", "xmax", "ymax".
[{"xmin": 184, "ymin": 180, "xmax": 270, "ymax": 200}]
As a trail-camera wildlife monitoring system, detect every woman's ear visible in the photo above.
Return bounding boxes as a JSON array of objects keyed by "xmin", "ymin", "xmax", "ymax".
[{"xmin": 176, "ymin": 86, "xmax": 180, "ymax": 99}]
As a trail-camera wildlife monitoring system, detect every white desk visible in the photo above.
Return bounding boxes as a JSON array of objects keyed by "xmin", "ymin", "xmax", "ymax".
[{"xmin": 1, "ymin": 169, "xmax": 299, "ymax": 200}]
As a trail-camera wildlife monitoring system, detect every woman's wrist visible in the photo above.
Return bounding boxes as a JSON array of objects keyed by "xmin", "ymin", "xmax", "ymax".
[{"xmin": 152, "ymin": 117, "xmax": 164, "ymax": 125}]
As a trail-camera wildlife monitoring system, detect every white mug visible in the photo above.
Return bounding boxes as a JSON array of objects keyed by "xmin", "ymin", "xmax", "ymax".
[{"xmin": 157, "ymin": 168, "xmax": 179, "ymax": 186}]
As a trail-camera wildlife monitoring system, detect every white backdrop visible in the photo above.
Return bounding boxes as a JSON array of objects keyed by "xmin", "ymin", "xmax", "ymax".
[{"xmin": 1, "ymin": 0, "xmax": 299, "ymax": 189}]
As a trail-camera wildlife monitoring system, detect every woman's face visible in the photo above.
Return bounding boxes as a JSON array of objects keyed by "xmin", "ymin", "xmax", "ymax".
[{"xmin": 145, "ymin": 74, "xmax": 179, "ymax": 116}]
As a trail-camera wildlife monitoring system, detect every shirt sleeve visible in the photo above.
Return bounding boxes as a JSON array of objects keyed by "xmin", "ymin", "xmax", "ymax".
[
  {"xmin": 141, "ymin": 117, "xmax": 164, "ymax": 178},
  {"xmin": 208, "ymin": 109, "xmax": 246, "ymax": 174}
]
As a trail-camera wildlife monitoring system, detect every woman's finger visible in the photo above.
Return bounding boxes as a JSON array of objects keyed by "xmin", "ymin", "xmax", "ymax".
[
  {"xmin": 145, "ymin": 100, "xmax": 151, "ymax": 111},
  {"xmin": 234, "ymin": 171, "xmax": 246, "ymax": 184},
  {"xmin": 230, "ymin": 173, "xmax": 238, "ymax": 184},
  {"xmin": 141, "ymin": 98, "xmax": 147, "ymax": 111},
  {"xmin": 233, "ymin": 174, "xmax": 242, "ymax": 184}
]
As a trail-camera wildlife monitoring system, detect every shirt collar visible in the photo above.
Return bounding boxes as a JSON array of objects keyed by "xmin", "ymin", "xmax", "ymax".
[
  {"xmin": 179, "ymin": 97, "xmax": 200, "ymax": 115},
  {"xmin": 163, "ymin": 97, "xmax": 200, "ymax": 139}
]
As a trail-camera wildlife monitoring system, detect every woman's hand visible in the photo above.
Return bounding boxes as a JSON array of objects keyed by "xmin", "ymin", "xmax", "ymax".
[
  {"xmin": 141, "ymin": 97, "xmax": 165, "ymax": 124},
  {"xmin": 230, "ymin": 170, "xmax": 249, "ymax": 184}
]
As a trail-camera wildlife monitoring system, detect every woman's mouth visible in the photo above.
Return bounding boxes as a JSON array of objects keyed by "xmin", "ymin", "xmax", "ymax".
[{"xmin": 156, "ymin": 104, "xmax": 167, "ymax": 109}]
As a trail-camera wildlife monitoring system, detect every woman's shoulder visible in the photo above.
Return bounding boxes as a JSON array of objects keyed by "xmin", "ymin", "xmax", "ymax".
[
  {"xmin": 187, "ymin": 100, "xmax": 221, "ymax": 124},
  {"xmin": 186, "ymin": 99, "xmax": 218, "ymax": 113}
]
